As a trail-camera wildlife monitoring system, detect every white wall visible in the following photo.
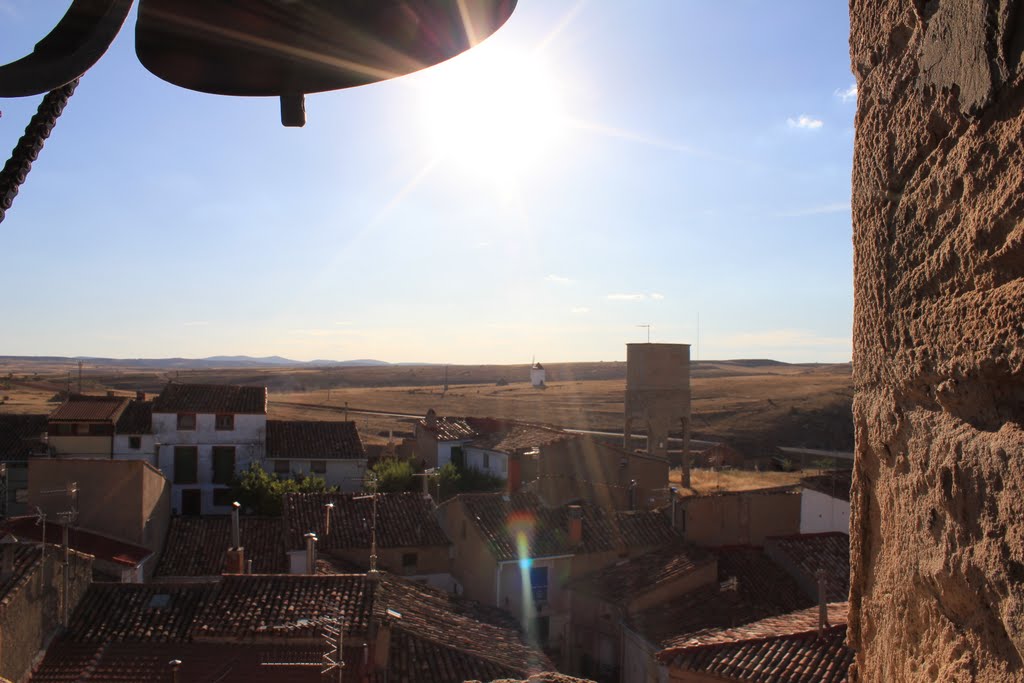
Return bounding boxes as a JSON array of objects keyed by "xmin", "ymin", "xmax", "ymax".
[
  {"xmin": 465, "ymin": 447, "xmax": 508, "ymax": 480},
  {"xmin": 800, "ymin": 488, "xmax": 851, "ymax": 534},
  {"xmin": 530, "ymin": 367, "xmax": 546, "ymax": 387},
  {"xmin": 437, "ymin": 439, "xmax": 472, "ymax": 469},
  {"xmin": 272, "ymin": 459, "xmax": 367, "ymax": 493},
  {"xmin": 112, "ymin": 434, "xmax": 157, "ymax": 466},
  {"xmin": 153, "ymin": 412, "xmax": 266, "ymax": 515}
]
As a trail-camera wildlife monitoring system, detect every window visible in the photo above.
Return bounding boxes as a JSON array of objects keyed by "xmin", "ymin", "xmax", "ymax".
[
  {"xmin": 310, "ymin": 460, "xmax": 327, "ymax": 474},
  {"xmin": 213, "ymin": 488, "xmax": 234, "ymax": 507},
  {"xmin": 402, "ymin": 552, "xmax": 418, "ymax": 573},
  {"xmin": 215, "ymin": 413, "xmax": 234, "ymax": 430},
  {"xmin": 530, "ymin": 566, "xmax": 549, "ymax": 603},
  {"xmin": 274, "ymin": 459, "xmax": 291, "ymax": 476},
  {"xmin": 212, "ymin": 446, "xmax": 236, "ymax": 484},
  {"xmin": 129, "ymin": 436, "xmax": 141, "ymax": 450},
  {"xmin": 482, "ymin": 452, "xmax": 490, "ymax": 469},
  {"xmin": 177, "ymin": 413, "xmax": 196, "ymax": 430},
  {"xmin": 174, "ymin": 446, "xmax": 198, "ymax": 484}
]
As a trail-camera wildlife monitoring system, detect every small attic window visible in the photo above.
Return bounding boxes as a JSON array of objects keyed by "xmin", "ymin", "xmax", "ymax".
[{"xmin": 148, "ymin": 594, "xmax": 171, "ymax": 609}]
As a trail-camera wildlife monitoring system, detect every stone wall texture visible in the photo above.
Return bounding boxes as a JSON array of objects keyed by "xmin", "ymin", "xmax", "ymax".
[{"xmin": 850, "ymin": 1, "xmax": 1024, "ymax": 681}]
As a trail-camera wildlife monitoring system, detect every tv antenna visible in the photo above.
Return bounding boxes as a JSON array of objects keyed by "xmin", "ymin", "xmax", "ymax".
[{"xmin": 637, "ymin": 324, "xmax": 651, "ymax": 343}]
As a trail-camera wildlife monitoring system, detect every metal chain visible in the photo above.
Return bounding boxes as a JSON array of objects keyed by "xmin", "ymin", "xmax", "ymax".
[{"xmin": 0, "ymin": 78, "xmax": 79, "ymax": 225}]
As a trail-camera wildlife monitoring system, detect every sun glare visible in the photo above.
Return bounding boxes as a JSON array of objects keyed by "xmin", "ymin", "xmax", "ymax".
[{"xmin": 417, "ymin": 46, "xmax": 568, "ymax": 187}]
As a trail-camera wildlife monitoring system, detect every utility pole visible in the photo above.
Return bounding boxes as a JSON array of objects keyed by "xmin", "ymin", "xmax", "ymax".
[
  {"xmin": 353, "ymin": 475, "xmax": 379, "ymax": 573},
  {"xmin": 40, "ymin": 481, "xmax": 78, "ymax": 626}
]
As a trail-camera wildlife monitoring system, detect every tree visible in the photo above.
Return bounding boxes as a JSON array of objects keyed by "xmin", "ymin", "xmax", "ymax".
[
  {"xmin": 370, "ymin": 459, "xmax": 416, "ymax": 493},
  {"xmin": 232, "ymin": 463, "xmax": 331, "ymax": 516}
]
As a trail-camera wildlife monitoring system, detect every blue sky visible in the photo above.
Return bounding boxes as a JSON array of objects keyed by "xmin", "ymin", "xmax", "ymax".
[{"xmin": 0, "ymin": 1, "xmax": 855, "ymax": 364}]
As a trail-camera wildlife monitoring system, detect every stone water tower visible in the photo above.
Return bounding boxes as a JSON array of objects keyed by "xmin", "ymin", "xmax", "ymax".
[{"xmin": 624, "ymin": 343, "xmax": 691, "ymax": 468}]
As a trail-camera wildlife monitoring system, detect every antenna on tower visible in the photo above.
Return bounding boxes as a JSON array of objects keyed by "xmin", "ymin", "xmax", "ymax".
[{"xmin": 637, "ymin": 324, "xmax": 651, "ymax": 343}]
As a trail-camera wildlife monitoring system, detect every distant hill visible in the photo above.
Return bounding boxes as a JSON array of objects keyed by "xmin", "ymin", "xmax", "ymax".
[{"xmin": 0, "ymin": 355, "xmax": 396, "ymax": 369}]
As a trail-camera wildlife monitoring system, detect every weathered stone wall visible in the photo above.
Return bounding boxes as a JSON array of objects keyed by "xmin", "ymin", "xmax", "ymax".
[{"xmin": 849, "ymin": 1, "xmax": 1024, "ymax": 680}]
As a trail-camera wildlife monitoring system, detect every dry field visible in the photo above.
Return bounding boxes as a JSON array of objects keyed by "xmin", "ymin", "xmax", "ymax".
[{"xmin": 0, "ymin": 359, "xmax": 852, "ymax": 454}]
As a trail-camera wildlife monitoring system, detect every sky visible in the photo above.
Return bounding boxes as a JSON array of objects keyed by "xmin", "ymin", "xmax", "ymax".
[{"xmin": 0, "ymin": 1, "xmax": 855, "ymax": 364}]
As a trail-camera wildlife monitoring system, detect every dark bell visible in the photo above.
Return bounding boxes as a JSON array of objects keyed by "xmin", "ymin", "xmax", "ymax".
[{"xmin": 135, "ymin": 0, "xmax": 518, "ymax": 124}]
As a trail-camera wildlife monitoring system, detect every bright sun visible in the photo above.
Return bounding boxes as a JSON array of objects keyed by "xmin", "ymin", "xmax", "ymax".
[{"xmin": 416, "ymin": 45, "xmax": 567, "ymax": 187}]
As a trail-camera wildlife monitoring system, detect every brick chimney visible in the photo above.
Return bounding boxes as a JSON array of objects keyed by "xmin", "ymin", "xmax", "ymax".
[
  {"xmin": 507, "ymin": 455, "xmax": 522, "ymax": 494},
  {"xmin": 425, "ymin": 409, "xmax": 437, "ymax": 427},
  {"xmin": 136, "ymin": 391, "xmax": 145, "ymax": 401},
  {"xmin": 371, "ymin": 609, "xmax": 400, "ymax": 672},
  {"xmin": 567, "ymin": 505, "xmax": 583, "ymax": 547}
]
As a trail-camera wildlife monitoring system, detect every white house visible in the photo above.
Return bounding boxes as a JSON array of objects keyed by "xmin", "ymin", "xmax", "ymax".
[
  {"xmin": 112, "ymin": 397, "xmax": 157, "ymax": 465},
  {"xmin": 800, "ymin": 471, "xmax": 851, "ymax": 534},
  {"xmin": 151, "ymin": 383, "xmax": 267, "ymax": 516},
  {"xmin": 265, "ymin": 420, "xmax": 366, "ymax": 492}
]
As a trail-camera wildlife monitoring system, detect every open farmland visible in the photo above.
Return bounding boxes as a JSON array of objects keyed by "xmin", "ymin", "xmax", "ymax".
[{"xmin": 0, "ymin": 358, "xmax": 852, "ymax": 455}]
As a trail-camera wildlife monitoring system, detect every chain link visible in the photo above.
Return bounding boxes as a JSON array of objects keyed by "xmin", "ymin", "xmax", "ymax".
[{"xmin": 0, "ymin": 78, "xmax": 79, "ymax": 225}]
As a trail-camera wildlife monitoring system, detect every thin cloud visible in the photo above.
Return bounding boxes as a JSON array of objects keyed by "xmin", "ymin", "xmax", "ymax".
[
  {"xmin": 606, "ymin": 293, "xmax": 664, "ymax": 302},
  {"xmin": 571, "ymin": 307, "xmax": 590, "ymax": 314},
  {"xmin": 787, "ymin": 115, "xmax": 824, "ymax": 130},
  {"xmin": 835, "ymin": 83, "xmax": 858, "ymax": 103},
  {"xmin": 650, "ymin": 293, "xmax": 665, "ymax": 301},
  {"xmin": 777, "ymin": 202, "xmax": 851, "ymax": 218},
  {"xmin": 545, "ymin": 274, "xmax": 573, "ymax": 284}
]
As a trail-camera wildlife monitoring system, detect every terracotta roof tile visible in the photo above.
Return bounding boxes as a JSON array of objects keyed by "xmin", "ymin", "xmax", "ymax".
[
  {"xmin": 114, "ymin": 400, "xmax": 152, "ymax": 434},
  {"xmin": 626, "ymin": 547, "xmax": 815, "ymax": 649},
  {"xmin": 152, "ymin": 383, "xmax": 267, "ymax": 415},
  {"xmin": 283, "ymin": 492, "xmax": 450, "ymax": 552},
  {"xmin": 455, "ymin": 492, "xmax": 681, "ymax": 562},
  {"xmin": 765, "ymin": 533, "xmax": 850, "ymax": 602},
  {"xmin": 154, "ymin": 517, "xmax": 287, "ymax": 577},
  {"xmin": 420, "ymin": 416, "xmax": 479, "ymax": 442},
  {"xmin": 0, "ymin": 542, "xmax": 43, "ymax": 606},
  {"xmin": 568, "ymin": 542, "xmax": 715, "ymax": 605},
  {"xmin": 800, "ymin": 471, "xmax": 853, "ymax": 503},
  {"xmin": 656, "ymin": 605, "xmax": 854, "ymax": 683},
  {"xmin": 41, "ymin": 573, "xmax": 550, "ymax": 683},
  {"xmin": 266, "ymin": 420, "xmax": 364, "ymax": 460},
  {"xmin": 49, "ymin": 395, "xmax": 128, "ymax": 422}
]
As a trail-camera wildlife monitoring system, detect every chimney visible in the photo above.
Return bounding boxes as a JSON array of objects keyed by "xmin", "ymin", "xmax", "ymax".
[
  {"xmin": 168, "ymin": 659, "xmax": 181, "ymax": 683},
  {"xmin": 324, "ymin": 503, "xmax": 334, "ymax": 537},
  {"xmin": 507, "ymin": 455, "xmax": 522, "ymax": 494},
  {"xmin": 567, "ymin": 505, "xmax": 583, "ymax": 547},
  {"xmin": 106, "ymin": 390, "xmax": 115, "ymax": 397},
  {"xmin": 670, "ymin": 488, "xmax": 678, "ymax": 528},
  {"xmin": 816, "ymin": 569, "xmax": 830, "ymax": 636},
  {"xmin": 304, "ymin": 532, "xmax": 318, "ymax": 574},
  {"xmin": 136, "ymin": 391, "xmax": 145, "ymax": 401},
  {"xmin": 371, "ymin": 609, "xmax": 400, "ymax": 672},
  {"xmin": 628, "ymin": 479, "xmax": 638, "ymax": 511},
  {"xmin": 425, "ymin": 409, "xmax": 437, "ymax": 427},
  {"xmin": 225, "ymin": 502, "xmax": 245, "ymax": 574}
]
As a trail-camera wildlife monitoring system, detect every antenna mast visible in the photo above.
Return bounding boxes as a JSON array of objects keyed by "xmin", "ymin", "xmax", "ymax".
[{"xmin": 637, "ymin": 324, "xmax": 651, "ymax": 343}]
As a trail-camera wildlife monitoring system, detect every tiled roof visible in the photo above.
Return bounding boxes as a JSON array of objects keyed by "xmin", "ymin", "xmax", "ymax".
[
  {"xmin": 42, "ymin": 573, "xmax": 549, "ymax": 683},
  {"xmin": 49, "ymin": 395, "xmax": 128, "ymax": 422},
  {"xmin": 715, "ymin": 546, "xmax": 816, "ymax": 615},
  {"xmin": 283, "ymin": 492, "xmax": 450, "ymax": 551},
  {"xmin": 0, "ymin": 413, "xmax": 48, "ymax": 461},
  {"xmin": 482, "ymin": 675, "xmax": 596, "ymax": 683},
  {"xmin": 568, "ymin": 542, "xmax": 715, "ymax": 605},
  {"xmin": 626, "ymin": 547, "xmax": 814, "ymax": 649},
  {"xmin": 266, "ymin": 420, "xmax": 364, "ymax": 460},
  {"xmin": 2, "ymin": 517, "xmax": 151, "ymax": 567},
  {"xmin": 656, "ymin": 604, "xmax": 853, "ymax": 683},
  {"xmin": 419, "ymin": 415, "xmax": 479, "ymax": 442},
  {"xmin": 455, "ymin": 492, "xmax": 681, "ymax": 562},
  {"xmin": 152, "ymin": 383, "xmax": 267, "ymax": 415},
  {"xmin": 67, "ymin": 583, "xmax": 214, "ymax": 643},
  {"xmin": 154, "ymin": 517, "xmax": 287, "ymax": 577},
  {"xmin": 114, "ymin": 399, "xmax": 152, "ymax": 434},
  {"xmin": 468, "ymin": 424, "xmax": 572, "ymax": 454},
  {"xmin": 0, "ymin": 542, "xmax": 43, "ymax": 606},
  {"xmin": 801, "ymin": 471, "xmax": 853, "ymax": 503},
  {"xmin": 193, "ymin": 574, "xmax": 374, "ymax": 639},
  {"xmin": 765, "ymin": 533, "xmax": 850, "ymax": 602}
]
